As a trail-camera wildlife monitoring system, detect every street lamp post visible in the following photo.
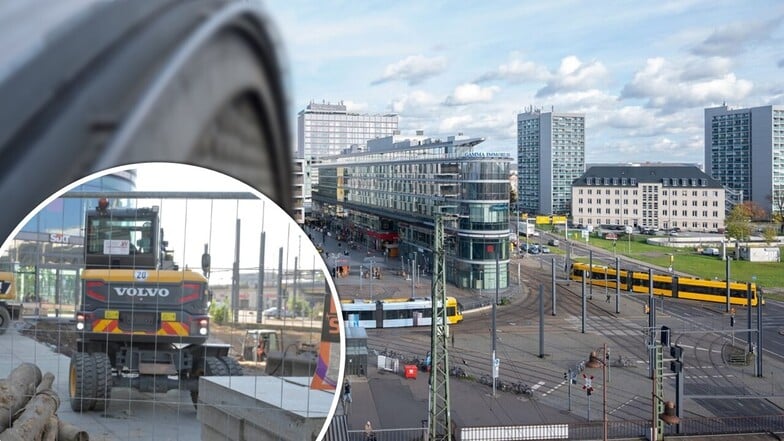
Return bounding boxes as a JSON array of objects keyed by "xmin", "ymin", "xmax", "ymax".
[
  {"xmin": 369, "ymin": 260, "xmax": 374, "ymax": 300},
  {"xmin": 492, "ymin": 244, "xmax": 500, "ymax": 397},
  {"xmin": 586, "ymin": 343, "xmax": 609, "ymax": 441}
]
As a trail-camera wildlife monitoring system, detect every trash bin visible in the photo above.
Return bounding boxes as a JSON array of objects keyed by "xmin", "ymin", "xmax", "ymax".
[{"xmin": 404, "ymin": 364, "xmax": 417, "ymax": 379}]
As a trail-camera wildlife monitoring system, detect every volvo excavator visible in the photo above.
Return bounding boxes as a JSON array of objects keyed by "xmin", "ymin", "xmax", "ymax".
[
  {"xmin": 0, "ymin": 271, "xmax": 23, "ymax": 334},
  {"xmin": 70, "ymin": 198, "xmax": 241, "ymax": 411}
]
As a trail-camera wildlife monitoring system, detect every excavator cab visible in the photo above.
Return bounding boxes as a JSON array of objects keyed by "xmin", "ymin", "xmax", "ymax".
[
  {"xmin": 84, "ymin": 199, "xmax": 162, "ymax": 270},
  {"xmin": 242, "ymin": 329, "xmax": 280, "ymax": 362}
]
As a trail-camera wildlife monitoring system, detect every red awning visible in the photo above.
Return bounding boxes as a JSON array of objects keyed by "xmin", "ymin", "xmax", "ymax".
[{"xmin": 366, "ymin": 230, "xmax": 398, "ymax": 241}]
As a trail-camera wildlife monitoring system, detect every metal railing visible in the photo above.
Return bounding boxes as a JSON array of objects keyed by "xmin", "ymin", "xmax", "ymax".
[
  {"xmin": 338, "ymin": 416, "xmax": 784, "ymax": 441},
  {"xmin": 346, "ymin": 427, "xmax": 425, "ymax": 441}
]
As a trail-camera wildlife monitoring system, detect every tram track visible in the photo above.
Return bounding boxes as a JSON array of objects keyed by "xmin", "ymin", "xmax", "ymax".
[{"xmin": 362, "ymin": 252, "xmax": 780, "ymax": 423}]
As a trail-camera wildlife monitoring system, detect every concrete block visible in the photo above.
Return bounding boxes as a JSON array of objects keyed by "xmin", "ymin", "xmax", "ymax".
[{"xmin": 197, "ymin": 376, "xmax": 334, "ymax": 441}]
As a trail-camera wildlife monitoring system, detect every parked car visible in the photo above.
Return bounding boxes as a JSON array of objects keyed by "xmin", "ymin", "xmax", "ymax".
[
  {"xmin": 263, "ymin": 307, "xmax": 295, "ymax": 318},
  {"xmin": 702, "ymin": 247, "xmax": 720, "ymax": 256},
  {"xmin": 540, "ymin": 246, "xmax": 551, "ymax": 254},
  {"xmin": 528, "ymin": 245, "xmax": 541, "ymax": 255}
]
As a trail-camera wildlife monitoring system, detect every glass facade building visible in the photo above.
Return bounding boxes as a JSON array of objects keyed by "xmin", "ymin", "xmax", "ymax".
[
  {"xmin": 705, "ymin": 104, "xmax": 784, "ymax": 215},
  {"xmin": 313, "ymin": 134, "xmax": 512, "ymax": 290},
  {"xmin": 517, "ymin": 110, "xmax": 585, "ymax": 215},
  {"xmin": 1, "ymin": 171, "xmax": 136, "ymax": 314}
]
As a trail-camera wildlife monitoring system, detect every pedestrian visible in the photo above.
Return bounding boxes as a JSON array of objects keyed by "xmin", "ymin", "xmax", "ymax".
[
  {"xmin": 364, "ymin": 421, "xmax": 376, "ymax": 441},
  {"xmin": 342, "ymin": 379, "xmax": 352, "ymax": 413}
]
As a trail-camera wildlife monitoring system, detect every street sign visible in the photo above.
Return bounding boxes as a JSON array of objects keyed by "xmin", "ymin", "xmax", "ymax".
[
  {"xmin": 582, "ymin": 374, "xmax": 594, "ymax": 395},
  {"xmin": 490, "ymin": 204, "xmax": 507, "ymax": 212},
  {"xmin": 535, "ymin": 216, "xmax": 551, "ymax": 225}
]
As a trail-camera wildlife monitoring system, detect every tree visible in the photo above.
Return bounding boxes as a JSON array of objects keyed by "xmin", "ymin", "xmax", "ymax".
[
  {"xmin": 509, "ymin": 186, "xmax": 518, "ymax": 204},
  {"xmin": 762, "ymin": 226, "xmax": 778, "ymax": 244},
  {"xmin": 725, "ymin": 204, "xmax": 753, "ymax": 241},
  {"xmin": 740, "ymin": 201, "xmax": 767, "ymax": 221},
  {"xmin": 767, "ymin": 189, "xmax": 784, "ymax": 233}
]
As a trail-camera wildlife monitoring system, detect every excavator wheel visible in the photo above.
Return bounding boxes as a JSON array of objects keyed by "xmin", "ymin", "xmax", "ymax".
[
  {"xmin": 92, "ymin": 352, "xmax": 113, "ymax": 411},
  {"xmin": 69, "ymin": 352, "xmax": 96, "ymax": 412},
  {"xmin": 219, "ymin": 356, "xmax": 244, "ymax": 376},
  {"xmin": 190, "ymin": 355, "xmax": 229, "ymax": 406},
  {"xmin": 0, "ymin": 307, "xmax": 10, "ymax": 335}
]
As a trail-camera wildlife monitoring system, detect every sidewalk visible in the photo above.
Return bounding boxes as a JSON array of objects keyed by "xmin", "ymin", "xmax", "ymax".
[{"xmin": 0, "ymin": 324, "xmax": 202, "ymax": 441}]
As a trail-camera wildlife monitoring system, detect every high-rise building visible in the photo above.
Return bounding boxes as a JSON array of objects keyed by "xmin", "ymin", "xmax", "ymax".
[
  {"xmin": 517, "ymin": 109, "xmax": 585, "ymax": 215},
  {"xmin": 297, "ymin": 101, "xmax": 398, "ymax": 212},
  {"xmin": 705, "ymin": 104, "xmax": 784, "ymax": 215}
]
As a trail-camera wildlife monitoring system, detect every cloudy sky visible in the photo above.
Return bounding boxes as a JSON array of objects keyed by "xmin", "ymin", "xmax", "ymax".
[
  {"xmin": 264, "ymin": 0, "xmax": 784, "ymax": 165},
  {"xmin": 135, "ymin": 164, "xmax": 322, "ymax": 284}
]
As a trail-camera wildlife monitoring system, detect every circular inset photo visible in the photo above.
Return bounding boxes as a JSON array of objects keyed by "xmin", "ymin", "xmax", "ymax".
[{"xmin": 0, "ymin": 163, "xmax": 343, "ymax": 441}]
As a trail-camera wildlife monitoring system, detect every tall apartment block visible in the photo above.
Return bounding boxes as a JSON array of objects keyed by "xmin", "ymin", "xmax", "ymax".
[
  {"xmin": 517, "ymin": 109, "xmax": 585, "ymax": 215},
  {"xmin": 704, "ymin": 104, "xmax": 784, "ymax": 215},
  {"xmin": 297, "ymin": 101, "xmax": 398, "ymax": 213}
]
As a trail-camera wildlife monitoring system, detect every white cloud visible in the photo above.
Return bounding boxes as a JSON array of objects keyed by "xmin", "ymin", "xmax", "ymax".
[
  {"xmin": 604, "ymin": 106, "xmax": 657, "ymax": 129},
  {"xmin": 390, "ymin": 91, "xmax": 440, "ymax": 115},
  {"xmin": 372, "ymin": 55, "xmax": 448, "ymax": 85},
  {"xmin": 536, "ymin": 56, "xmax": 609, "ymax": 97},
  {"xmin": 620, "ymin": 57, "xmax": 753, "ymax": 113},
  {"xmin": 439, "ymin": 115, "xmax": 474, "ymax": 133},
  {"xmin": 476, "ymin": 53, "xmax": 550, "ymax": 83},
  {"xmin": 691, "ymin": 15, "xmax": 784, "ymax": 57},
  {"xmin": 540, "ymin": 89, "xmax": 617, "ymax": 112},
  {"xmin": 679, "ymin": 57, "xmax": 732, "ymax": 81},
  {"xmin": 444, "ymin": 83, "xmax": 500, "ymax": 106}
]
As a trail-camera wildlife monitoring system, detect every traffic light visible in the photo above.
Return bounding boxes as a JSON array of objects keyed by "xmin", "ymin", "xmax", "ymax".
[
  {"xmin": 669, "ymin": 344, "xmax": 683, "ymax": 373},
  {"xmin": 661, "ymin": 326, "xmax": 671, "ymax": 347},
  {"xmin": 730, "ymin": 315, "xmax": 735, "ymax": 327}
]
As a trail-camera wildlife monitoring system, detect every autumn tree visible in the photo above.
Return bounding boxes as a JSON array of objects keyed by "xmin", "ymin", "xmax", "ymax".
[
  {"xmin": 740, "ymin": 201, "xmax": 767, "ymax": 221},
  {"xmin": 762, "ymin": 226, "xmax": 778, "ymax": 244},
  {"xmin": 725, "ymin": 204, "xmax": 753, "ymax": 241},
  {"xmin": 767, "ymin": 189, "xmax": 784, "ymax": 233}
]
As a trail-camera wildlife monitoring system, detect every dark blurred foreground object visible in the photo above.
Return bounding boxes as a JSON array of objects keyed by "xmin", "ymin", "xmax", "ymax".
[{"xmin": 0, "ymin": 0, "xmax": 291, "ymax": 241}]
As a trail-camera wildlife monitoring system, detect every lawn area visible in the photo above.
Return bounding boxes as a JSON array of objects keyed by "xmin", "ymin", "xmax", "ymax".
[{"xmin": 574, "ymin": 235, "xmax": 784, "ymax": 290}]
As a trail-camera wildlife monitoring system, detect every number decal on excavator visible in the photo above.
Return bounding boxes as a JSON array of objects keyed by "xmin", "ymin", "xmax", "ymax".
[{"xmin": 135, "ymin": 271, "xmax": 148, "ymax": 281}]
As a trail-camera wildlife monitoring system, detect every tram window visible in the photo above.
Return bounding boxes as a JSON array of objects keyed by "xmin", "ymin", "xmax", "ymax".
[{"xmin": 384, "ymin": 310, "xmax": 412, "ymax": 320}]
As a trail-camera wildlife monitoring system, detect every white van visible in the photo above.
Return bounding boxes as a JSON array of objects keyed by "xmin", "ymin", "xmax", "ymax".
[{"xmin": 702, "ymin": 247, "xmax": 720, "ymax": 256}]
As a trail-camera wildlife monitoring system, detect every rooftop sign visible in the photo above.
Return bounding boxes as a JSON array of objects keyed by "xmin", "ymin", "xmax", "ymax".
[{"xmin": 462, "ymin": 152, "xmax": 509, "ymax": 158}]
